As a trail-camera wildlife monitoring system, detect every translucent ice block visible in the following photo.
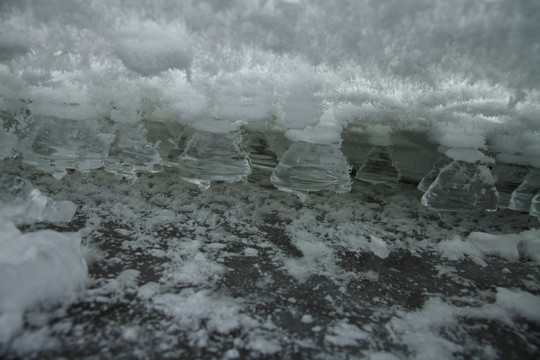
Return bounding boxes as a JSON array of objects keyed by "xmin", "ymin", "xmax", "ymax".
[
  {"xmin": 355, "ymin": 147, "xmax": 400, "ymax": 186},
  {"xmin": 508, "ymin": 169, "xmax": 540, "ymax": 212},
  {"xmin": 141, "ymin": 120, "xmax": 194, "ymax": 167},
  {"xmin": 417, "ymin": 156, "xmax": 452, "ymax": 193},
  {"xmin": 270, "ymin": 141, "xmax": 351, "ymax": 200},
  {"xmin": 177, "ymin": 130, "xmax": 252, "ymax": 191},
  {"xmin": 421, "ymin": 160, "xmax": 499, "ymax": 212},
  {"xmin": 104, "ymin": 123, "xmax": 163, "ymax": 182},
  {"xmin": 25, "ymin": 189, "xmax": 77, "ymax": 223},
  {"xmin": 21, "ymin": 117, "xmax": 112, "ymax": 179},
  {"xmin": 0, "ymin": 174, "xmax": 33, "ymax": 215}
]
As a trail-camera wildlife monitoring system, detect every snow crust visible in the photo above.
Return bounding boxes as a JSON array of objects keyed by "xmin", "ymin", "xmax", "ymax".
[{"xmin": 0, "ymin": 0, "xmax": 539, "ymax": 163}]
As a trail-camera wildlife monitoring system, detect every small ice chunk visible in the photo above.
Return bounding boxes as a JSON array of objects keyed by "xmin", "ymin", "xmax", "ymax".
[
  {"xmin": 122, "ymin": 326, "xmax": 139, "ymax": 342},
  {"xmin": 244, "ymin": 248, "xmax": 259, "ymax": 257},
  {"xmin": 25, "ymin": 189, "xmax": 76, "ymax": 223},
  {"xmin": 370, "ymin": 235, "xmax": 390, "ymax": 259},
  {"xmin": 0, "ymin": 175, "xmax": 76, "ymax": 223},
  {"xmin": 224, "ymin": 348, "xmax": 240, "ymax": 359}
]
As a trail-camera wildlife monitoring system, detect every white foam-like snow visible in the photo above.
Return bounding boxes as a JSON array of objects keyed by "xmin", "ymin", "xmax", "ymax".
[
  {"xmin": 0, "ymin": 219, "xmax": 87, "ymax": 344},
  {"xmin": 438, "ymin": 229, "xmax": 540, "ymax": 264},
  {"xmin": 390, "ymin": 288, "xmax": 540, "ymax": 359},
  {"xmin": 0, "ymin": 0, "xmax": 538, "ymax": 157}
]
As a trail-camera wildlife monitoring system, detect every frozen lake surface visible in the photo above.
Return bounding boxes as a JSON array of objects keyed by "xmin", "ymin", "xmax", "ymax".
[{"xmin": 2, "ymin": 159, "xmax": 539, "ymax": 359}]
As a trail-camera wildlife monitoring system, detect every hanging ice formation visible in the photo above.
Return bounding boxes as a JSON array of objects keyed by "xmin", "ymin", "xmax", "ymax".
[
  {"xmin": 508, "ymin": 169, "xmax": 540, "ymax": 212},
  {"xmin": 493, "ymin": 165, "xmax": 530, "ymax": 209},
  {"xmin": 421, "ymin": 160, "xmax": 499, "ymax": 212},
  {"xmin": 141, "ymin": 120, "xmax": 194, "ymax": 167},
  {"xmin": 177, "ymin": 130, "xmax": 252, "ymax": 191},
  {"xmin": 270, "ymin": 141, "xmax": 351, "ymax": 201},
  {"xmin": 104, "ymin": 123, "xmax": 163, "ymax": 182},
  {"xmin": 417, "ymin": 156, "xmax": 452, "ymax": 193},
  {"xmin": 19, "ymin": 117, "xmax": 113, "ymax": 179},
  {"xmin": 3, "ymin": 112, "xmax": 540, "ymax": 219},
  {"xmin": 355, "ymin": 147, "xmax": 400, "ymax": 186}
]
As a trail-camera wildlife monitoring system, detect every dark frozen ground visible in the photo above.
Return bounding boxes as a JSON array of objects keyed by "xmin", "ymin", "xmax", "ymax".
[{"xmin": 3, "ymin": 163, "xmax": 540, "ymax": 359}]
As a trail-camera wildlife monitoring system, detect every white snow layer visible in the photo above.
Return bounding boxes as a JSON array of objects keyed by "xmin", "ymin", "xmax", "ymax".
[
  {"xmin": 0, "ymin": 0, "xmax": 539, "ymax": 163},
  {"xmin": 0, "ymin": 219, "xmax": 87, "ymax": 345}
]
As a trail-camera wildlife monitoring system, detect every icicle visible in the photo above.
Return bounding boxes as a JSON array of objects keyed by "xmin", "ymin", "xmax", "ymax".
[
  {"xmin": 421, "ymin": 160, "xmax": 498, "ymax": 212},
  {"xmin": 492, "ymin": 164, "xmax": 529, "ymax": 209},
  {"xmin": 20, "ymin": 117, "xmax": 112, "ymax": 179},
  {"xmin": 508, "ymin": 168, "xmax": 540, "ymax": 212},
  {"xmin": 177, "ymin": 130, "xmax": 252, "ymax": 191},
  {"xmin": 355, "ymin": 147, "xmax": 400, "ymax": 186},
  {"xmin": 417, "ymin": 156, "xmax": 452, "ymax": 193},
  {"xmin": 270, "ymin": 141, "xmax": 351, "ymax": 200},
  {"xmin": 104, "ymin": 123, "xmax": 163, "ymax": 182}
]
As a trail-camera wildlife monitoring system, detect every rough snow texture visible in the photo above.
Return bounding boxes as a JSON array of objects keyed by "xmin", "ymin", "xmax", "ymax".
[
  {"xmin": 0, "ymin": 158, "xmax": 538, "ymax": 359},
  {"xmin": 0, "ymin": 218, "xmax": 87, "ymax": 347},
  {"xmin": 0, "ymin": 0, "xmax": 539, "ymax": 162}
]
